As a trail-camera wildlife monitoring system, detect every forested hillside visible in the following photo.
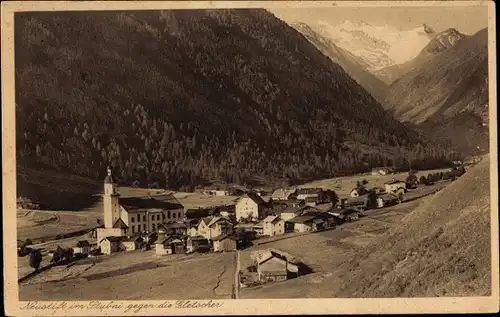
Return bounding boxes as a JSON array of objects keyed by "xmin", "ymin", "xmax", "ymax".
[{"xmin": 15, "ymin": 10, "xmax": 458, "ymax": 191}]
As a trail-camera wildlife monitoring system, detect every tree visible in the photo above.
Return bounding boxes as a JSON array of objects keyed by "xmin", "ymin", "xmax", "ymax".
[
  {"xmin": 29, "ymin": 249, "xmax": 43, "ymax": 271},
  {"xmin": 363, "ymin": 189, "xmax": 378, "ymax": 210},
  {"xmin": 419, "ymin": 176, "xmax": 428, "ymax": 186}
]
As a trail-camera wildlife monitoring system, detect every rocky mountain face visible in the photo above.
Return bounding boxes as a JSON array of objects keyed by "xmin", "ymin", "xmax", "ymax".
[
  {"xmin": 310, "ymin": 20, "xmax": 435, "ymax": 74},
  {"xmin": 376, "ymin": 28, "xmax": 468, "ymax": 84},
  {"xmin": 16, "ymin": 9, "xmax": 454, "ymax": 192},
  {"xmin": 291, "ymin": 21, "xmax": 388, "ymax": 103},
  {"xmin": 384, "ymin": 28, "xmax": 489, "ymax": 155}
]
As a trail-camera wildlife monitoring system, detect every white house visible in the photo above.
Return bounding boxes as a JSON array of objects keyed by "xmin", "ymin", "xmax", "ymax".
[
  {"xmin": 196, "ymin": 216, "xmax": 233, "ymax": 240},
  {"xmin": 73, "ymin": 240, "xmax": 91, "ymax": 255},
  {"xmin": 262, "ymin": 216, "xmax": 285, "ymax": 237},
  {"xmin": 235, "ymin": 193, "xmax": 267, "ymax": 221},
  {"xmin": 271, "ymin": 188, "xmax": 297, "ymax": 201}
]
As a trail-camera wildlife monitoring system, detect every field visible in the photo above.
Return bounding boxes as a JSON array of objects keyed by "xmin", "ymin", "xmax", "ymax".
[{"xmin": 19, "ymin": 250, "xmax": 236, "ymax": 301}]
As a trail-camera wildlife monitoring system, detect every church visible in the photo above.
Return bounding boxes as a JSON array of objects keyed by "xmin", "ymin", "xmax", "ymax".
[{"xmin": 96, "ymin": 166, "xmax": 185, "ymax": 250}]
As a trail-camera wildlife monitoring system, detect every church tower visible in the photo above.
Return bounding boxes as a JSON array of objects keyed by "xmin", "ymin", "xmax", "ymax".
[{"xmin": 103, "ymin": 166, "xmax": 120, "ymax": 228}]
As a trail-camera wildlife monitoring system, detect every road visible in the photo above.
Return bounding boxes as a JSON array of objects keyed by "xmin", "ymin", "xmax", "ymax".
[{"xmin": 233, "ymin": 250, "xmax": 240, "ymax": 299}]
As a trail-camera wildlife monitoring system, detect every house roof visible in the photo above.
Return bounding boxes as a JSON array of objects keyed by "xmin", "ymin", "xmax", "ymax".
[
  {"xmin": 188, "ymin": 235, "xmax": 209, "ymax": 241},
  {"xmin": 76, "ymin": 240, "xmax": 90, "ymax": 247},
  {"xmin": 240, "ymin": 192, "xmax": 267, "ymax": 206},
  {"xmin": 296, "ymin": 188, "xmax": 322, "ymax": 195},
  {"xmin": 185, "ymin": 207, "xmax": 217, "ymax": 219},
  {"xmin": 122, "ymin": 235, "xmax": 144, "ymax": 242},
  {"xmin": 287, "ymin": 214, "xmax": 317, "ymax": 224},
  {"xmin": 119, "ymin": 196, "xmax": 183, "ymax": 212},
  {"xmin": 281, "ymin": 205, "xmax": 321, "ymax": 215},
  {"xmin": 313, "ymin": 218, "xmax": 324, "ymax": 224},
  {"xmin": 164, "ymin": 221, "xmax": 187, "ymax": 229},
  {"xmin": 255, "ymin": 250, "xmax": 295, "ymax": 265},
  {"xmin": 103, "ymin": 236, "xmax": 123, "ymax": 243},
  {"xmin": 263, "ymin": 215, "xmax": 278, "ymax": 223},
  {"xmin": 212, "ymin": 234, "xmax": 237, "ymax": 241},
  {"xmin": 384, "ymin": 179, "xmax": 405, "ymax": 185},
  {"xmin": 271, "ymin": 188, "xmax": 297, "ymax": 199},
  {"xmin": 112, "ymin": 218, "xmax": 129, "ymax": 229}
]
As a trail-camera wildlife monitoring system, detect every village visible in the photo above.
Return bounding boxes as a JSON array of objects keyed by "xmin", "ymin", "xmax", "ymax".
[{"xmin": 16, "ymin": 156, "xmax": 477, "ymax": 299}]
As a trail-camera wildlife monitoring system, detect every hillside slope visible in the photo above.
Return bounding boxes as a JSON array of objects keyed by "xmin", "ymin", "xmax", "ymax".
[
  {"xmin": 332, "ymin": 156, "xmax": 491, "ymax": 297},
  {"xmin": 15, "ymin": 10, "xmax": 454, "ymax": 193},
  {"xmin": 291, "ymin": 22, "xmax": 388, "ymax": 103}
]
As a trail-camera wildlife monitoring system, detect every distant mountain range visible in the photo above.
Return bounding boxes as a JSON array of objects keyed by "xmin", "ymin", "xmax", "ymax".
[
  {"xmin": 309, "ymin": 20, "xmax": 436, "ymax": 75},
  {"xmin": 290, "ymin": 19, "xmax": 488, "ymax": 155}
]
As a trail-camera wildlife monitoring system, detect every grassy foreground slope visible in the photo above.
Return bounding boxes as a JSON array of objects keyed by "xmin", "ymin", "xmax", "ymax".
[{"xmin": 332, "ymin": 156, "xmax": 491, "ymax": 297}]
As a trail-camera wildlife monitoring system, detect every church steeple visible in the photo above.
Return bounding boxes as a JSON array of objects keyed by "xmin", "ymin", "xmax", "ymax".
[
  {"xmin": 103, "ymin": 166, "xmax": 120, "ymax": 228},
  {"xmin": 103, "ymin": 165, "xmax": 117, "ymax": 195}
]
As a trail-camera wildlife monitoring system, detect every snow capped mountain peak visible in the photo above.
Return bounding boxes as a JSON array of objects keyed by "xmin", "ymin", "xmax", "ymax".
[{"xmin": 309, "ymin": 20, "xmax": 436, "ymax": 71}]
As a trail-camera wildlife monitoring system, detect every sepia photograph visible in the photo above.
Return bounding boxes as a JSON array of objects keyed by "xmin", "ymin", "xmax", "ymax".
[{"xmin": 2, "ymin": 1, "xmax": 498, "ymax": 315}]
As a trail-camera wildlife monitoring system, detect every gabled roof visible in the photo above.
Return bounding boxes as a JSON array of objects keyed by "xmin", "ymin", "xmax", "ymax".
[
  {"xmin": 271, "ymin": 188, "xmax": 297, "ymax": 199},
  {"xmin": 112, "ymin": 218, "xmax": 128, "ymax": 229},
  {"xmin": 76, "ymin": 240, "xmax": 90, "ymax": 247},
  {"xmin": 200, "ymin": 216, "xmax": 230, "ymax": 228},
  {"xmin": 239, "ymin": 192, "xmax": 267, "ymax": 206},
  {"xmin": 281, "ymin": 205, "xmax": 321, "ymax": 215},
  {"xmin": 102, "ymin": 236, "xmax": 123, "ymax": 243},
  {"xmin": 185, "ymin": 207, "xmax": 217, "ymax": 219},
  {"xmin": 296, "ymin": 188, "xmax": 322, "ymax": 195},
  {"xmin": 122, "ymin": 235, "xmax": 144, "ymax": 242},
  {"xmin": 263, "ymin": 215, "xmax": 283, "ymax": 224},
  {"xmin": 384, "ymin": 179, "xmax": 406, "ymax": 185}
]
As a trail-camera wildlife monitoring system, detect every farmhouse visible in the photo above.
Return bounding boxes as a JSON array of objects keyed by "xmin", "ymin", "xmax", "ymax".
[
  {"xmin": 376, "ymin": 193, "xmax": 401, "ymax": 208},
  {"xmin": 235, "ymin": 192, "xmax": 268, "ymax": 221},
  {"xmin": 255, "ymin": 250, "xmax": 299, "ymax": 283},
  {"xmin": 195, "ymin": 216, "xmax": 234, "ymax": 240},
  {"xmin": 96, "ymin": 166, "xmax": 185, "ymax": 247},
  {"xmin": 212, "ymin": 235, "xmax": 237, "ymax": 252},
  {"xmin": 271, "ymin": 188, "xmax": 297, "ymax": 201},
  {"xmin": 121, "ymin": 236, "xmax": 144, "ymax": 251},
  {"xmin": 186, "ymin": 236, "xmax": 211, "ymax": 253},
  {"xmin": 73, "ymin": 240, "xmax": 91, "ymax": 255},
  {"xmin": 279, "ymin": 205, "xmax": 322, "ymax": 222},
  {"xmin": 262, "ymin": 216, "xmax": 285, "ymax": 237},
  {"xmin": 371, "ymin": 167, "xmax": 394, "ymax": 176},
  {"xmin": 296, "ymin": 188, "xmax": 323, "ymax": 201},
  {"xmin": 100, "ymin": 236, "xmax": 123, "ymax": 255},
  {"xmin": 384, "ymin": 179, "xmax": 407, "ymax": 194}
]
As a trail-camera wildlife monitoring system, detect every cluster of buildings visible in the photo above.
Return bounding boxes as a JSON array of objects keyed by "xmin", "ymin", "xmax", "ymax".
[{"xmin": 87, "ymin": 167, "xmax": 360, "ymax": 257}]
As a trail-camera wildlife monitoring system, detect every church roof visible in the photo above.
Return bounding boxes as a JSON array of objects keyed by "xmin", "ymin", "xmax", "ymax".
[
  {"xmin": 119, "ymin": 196, "xmax": 184, "ymax": 211},
  {"xmin": 112, "ymin": 218, "xmax": 128, "ymax": 229}
]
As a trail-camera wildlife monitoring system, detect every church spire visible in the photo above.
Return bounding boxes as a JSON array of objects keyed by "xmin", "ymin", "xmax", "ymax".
[{"xmin": 104, "ymin": 165, "xmax": 115, "ymax": 184}]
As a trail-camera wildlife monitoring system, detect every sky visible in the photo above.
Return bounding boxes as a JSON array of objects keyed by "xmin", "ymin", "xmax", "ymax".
[{"xmin": 268, "ymin": 6, "xmax": 489, "ymax": 35}]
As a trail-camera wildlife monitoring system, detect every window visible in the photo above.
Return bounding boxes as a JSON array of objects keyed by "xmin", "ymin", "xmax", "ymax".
[
  {"xmin": 152, "ymin": 224, "xmax": 156, "ymax": 231},
  {"xmin": 157, "ymin": 214, "xmax": 160, "ymax": 221},
  {"xmin": 143, "ymin": 215, "xmax": 146, "ymax": 222},
  {"xmin": 151, "ymin": 215, "xmax": 155, "ymax": 220},
  {"xmin": 131, "ymin": 217, "xmax": 135, "ymax": 223},
  {"xmin": 162, "ymin": 213, "xmax": 165, "ymax": 220},
  {"xmin": 143, "ymin": 224, "xmax": 146, "ymax": 231},
  {"xmin": 132, "ymin": 225, "xmax": 135, "ymax": 233},
  {"xmin": 167, "ymin": 210, "xmax": 171, "ymax": 218}
]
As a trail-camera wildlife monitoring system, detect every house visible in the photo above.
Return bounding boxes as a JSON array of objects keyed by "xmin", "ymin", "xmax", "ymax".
[
  {"xmin": 186, "ymin": 236, "xmax": 211, "ymax": 253},
  {"xmin": 96, "ymin": 166, "xmax": 185, "ymax": 246},
  {"xmin": 121, "ymin": 236, "xmax": 144, "ymax": 251},
  {"xmin": 170, "ymin": 237, "xmax": 186, "ymax": 254},
  {"xmin": 376, "ymin": 194, "xmax": 400, "ymax": 208},
  {"xmin": 271, "ymin": 188, "xmax": 297, "ymax": 201},
  {"xmin": 384, "ymin": 179, "xmax": 407, "ymax": 194},
  {"xmin": 296, "ymin": 188, "xmax": 323, "ymax": 201},
  {"xmin": 304, "ymin": 197, "xmax": 318, "ymax": 207},
  {"xmin": 99, "ymin": 236, "xmax": 123, "ymax": 255},
  {"xmin": 262, "ymin": 216, "xmax": 285, "ymax": 237},
  {"xmin": 350, "ymin": 188, "xmax": 361, "ymax": 197},
  {"xmin": 371, "ymin": 167, "xmax": 394, "ymax": 176},
  {"xmin": 196, "ymin": 216, "xmax": 234, "ymax": 240},
  {"xmin": 155, "ymin": 237, "xmax": 173, "ymax": 256},
  {"xmin": 279, "ymin": 205, "xmax": 322, "ymax": 222},
  {"xmin": 235, "ymin": 193, "xmax": 268, "ymax": 221},
  {"xmin": 286, "ymin": 214, "xmax": 316, "ymax": 233},
  {"xmin": 73, "ymin": 240, "xmax": 91, "ymax": 255},
  {"xmin": 212, "ymin": 235, "xmax": 237, "ymax": 252},
  {"xmin": 215, "ymin": 205, "xmax": 236, "ymax": 218},
  {"xmin": 185, "ymin": 207, "xmax": 217, "ymax": 219},
  {"xmin": 332, "ymin": 209, "xmax": 360, "ymax": 222},
  {"xmin": 163, "ymin": 221, "xmax": 188, "ymax": 236},
  {"xmin": 255, "ymin": 250, "xmax": 299, "ymax": 283},
  {"xmin": 287, "ymin": 210, "xmax": 336, "ymax": 233}
]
